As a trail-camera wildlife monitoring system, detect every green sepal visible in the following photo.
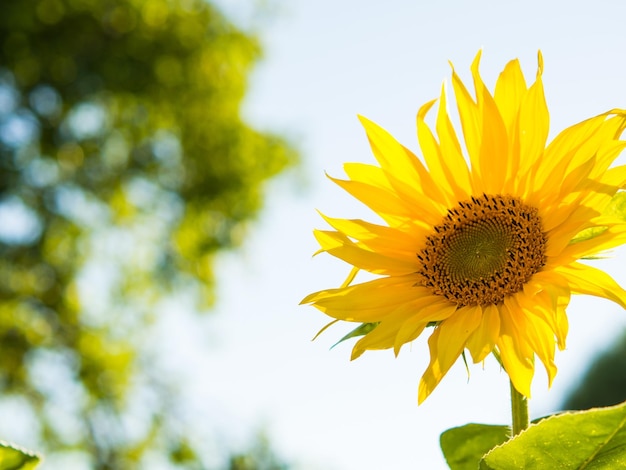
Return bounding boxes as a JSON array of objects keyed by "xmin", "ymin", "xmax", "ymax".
[
  {"xmin": 605, "ymin": 191, "xmax": 626, "ymax": 219},
  {"xmin": 461, "ymin": 351, "xmax": 470, "ymax": 379},
  {"xmin": 570, "ymin": 226, "xmax": 608, "ymax": 245},
  {"xmin": 571, "ymin": 192, "xmax": 626, "ymax": 246},
  {"xmin": 331, "ymin": 322, "xmax": 379, "ymax": 349},
  {"xmin": 480, "ymin": 400, "xmax": 626, "ymax": 469},
  {"xmin": 0, "ymin": 441, "xmax": 41, "ymax": 469},
  {"xmin": 440, "ymin": 423, "xmax": 510, "ymax": 470}
]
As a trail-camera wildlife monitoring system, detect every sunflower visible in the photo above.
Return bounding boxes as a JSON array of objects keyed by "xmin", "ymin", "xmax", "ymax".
[{"xmin": 301, "ymin": 51, "xmax": 626, "ymax": 404}]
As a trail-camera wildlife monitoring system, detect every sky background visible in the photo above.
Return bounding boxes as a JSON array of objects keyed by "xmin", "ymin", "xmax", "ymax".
[{"xmin": 161, "ymin": 1, "xmax": 626, "ymax": 469}]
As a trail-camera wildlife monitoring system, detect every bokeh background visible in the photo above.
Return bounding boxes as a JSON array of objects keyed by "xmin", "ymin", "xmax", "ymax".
[{"xmin": 2, "ymin": 0, "xmax": 626, "ymax": 469}]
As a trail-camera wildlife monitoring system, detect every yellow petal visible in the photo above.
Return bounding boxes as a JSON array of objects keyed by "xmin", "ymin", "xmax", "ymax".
[
  {"xmin": 302, "ymin": 275, "xmax": 427, "ymax": 322},
  {"xmin": 358, "ymin": 115, "xmax": 447, "ymax": 205},
  {"xmin": 417, "ymin": 98, "xmax": 464, "ymax": 205},
  {"xmin": 340, "ymin": 266, "xmax": 359, "ymax": 288},
  {"xmin": 450, "ymin": 57, "xmax": 482, "ymax": 192},
  {"xmin": 589, "ymin": 140, "xmax": 626, "ymax": 181},
  {"xmin": 358, "ymin": 114, "xmax": 417, "ymax": 176},
  {"xmin": 497, "ymin": 302, "xmax": 534, "ymax": 398},
  {"xmin": 312, "ymin": 319, "xmax": 340, "ymax": 341},
  {"xmin": 532, "ymin": 292, "xmax": 569, "ymax": 352},
  {"xmin": 435, "ymin": 83, "xmax": 473, "ymax": 199},
  {"xmin": 393, "ymin": 298, "xmax": 458, "ymax": 356},
  {"xmin": 516, "ymin": 52, "xmax": 549, "ymax": 190},
  {"xmin": 417, "ymin": 327, "xmax": 444, "ymax": 404},
  {"xmin": 556, "ymin": 262, "xmax": 626, "ymax": 309},
  {"xmin": 343, "ymin": 163, "xmax": 446, "ymax": 226},
  {"xmin": 351, "ymin": 305, "xmax": 422, "ymax": 359},
  {"xmin": 351, "ymin": 322, "xmax": 399, "ymax": 360},
  {"xmin": 494, "ymin": 58, "xmax": 527, "ymax": 137},
  {"xmin": 319, "ymin": 212, "xmax": 426, "ymax": 258},
  {"xmin": 533, "ymin": 110, "xmax": 626, "ymax": 194},
  {"xmin": 604, "ymin": 164, "xmax": 626, "ymax": 189},
  {"xmin": 466, "ymin": 304, "xmax": 500, "ymax": 363},
  {"xmin": 554, "ymin": 218, "xmax": 626, "ymax": 264},
  {"xmin": 327, "ymin": 173, "xmax": 415, "ymax": 225},
  {"xmin": 418, "ymin": 306, "xmax": 482, "ymax": 403},
  {"xmin": 513, "ymin": 294, "xmax": 557, "ymax": 386},
  {"xmin": 523, "ymin": 271, "xmax": 571, "ymax": 350},
  {"xmin": 313, "ymin": 229, "xmax": 419, "ymax": 275},
  {"xmin": 470, "ymin": 51, "xmax": 509, "ymax": 194}
]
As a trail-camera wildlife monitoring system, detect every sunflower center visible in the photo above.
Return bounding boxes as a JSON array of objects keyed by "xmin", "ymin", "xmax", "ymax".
[{"xmin": 417, "ymin": 194, "xmax": 547, "ymax": 307}]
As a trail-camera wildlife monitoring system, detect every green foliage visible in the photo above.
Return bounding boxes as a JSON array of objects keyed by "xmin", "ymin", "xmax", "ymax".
[
  {"xmin": 562, "ymin": 329, "xmax": 626, "ymax": 411},
  {"xmin": 228, "ymin": 434, "xmax": 290, "ymax": 470},
  {"xmin": 440, "ymin": 424, "xmax": 510, "ymax": 470},
  {"xmin": 0, "ymin": 441, "xmax": 40, "ymax": 470},
  {"xmin": 0, "ymin": 0, "xmax": 296, "ymax": 467},
  {"xmin": 441, "ymin": 402, "xmax": 626, "ymax": 469},
  {"xmin": 480, "ymin": 401, "xmax": 626, "ymax": 469}
]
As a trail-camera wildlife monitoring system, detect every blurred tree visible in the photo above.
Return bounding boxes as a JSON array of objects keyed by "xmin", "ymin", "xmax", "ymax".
[
  {"xmin": 228, "ymin": 434, "xmax": 289, "ymax": 470},
  {"xmin": 562, "ymin": 329, "xmax": 626, "ymax": 411},
  {"xmin": 0, "ymin": 0, "xmax": 295, "ymax": 468}
]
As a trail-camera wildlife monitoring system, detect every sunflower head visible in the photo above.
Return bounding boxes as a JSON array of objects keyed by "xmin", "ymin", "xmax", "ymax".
[
  {"xmin": 302, "ymin": 50, "xmax": 626, "ymax": 403},
  {"xmin": 417, "ymin": 193, "xmax": 547, "ymax": 307}
]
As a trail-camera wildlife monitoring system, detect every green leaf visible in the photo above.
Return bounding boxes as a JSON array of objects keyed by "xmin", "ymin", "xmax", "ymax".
[
  {"xmin": 571, "ymin": 226, "xmax": 608, "ymax": 245},
  {"xmin": 480, "ymin": 400, "xmax": 626, "ymax": 469},
  {"xmin": 571, "ymin": 192, "xmax": 626, "ymax": 245},
  {"xmin": 0, "ymin": 441, "xmax": 41, "ymax": 470},
  {"xmin": 605, "ymin": 191, "xmax": 626, "ymax": 220},
  {"xmin": 330, "ymin": 322, "xmax": 379, "ymax": 349},
  {"xmin": 440, "ymin": 423, "xmax": 510, "ymax": 470}
]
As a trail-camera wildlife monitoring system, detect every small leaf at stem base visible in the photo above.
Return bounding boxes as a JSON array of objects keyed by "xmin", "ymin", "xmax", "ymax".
[{"xmin": 440, "ymin": 423, "xmax": 510, "ymax": 470}]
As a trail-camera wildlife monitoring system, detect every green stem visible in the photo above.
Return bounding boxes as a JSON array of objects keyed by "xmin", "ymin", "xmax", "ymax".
[{"xmin": 510, "ymin": 380, "xmax": 529, "ymax": 436}]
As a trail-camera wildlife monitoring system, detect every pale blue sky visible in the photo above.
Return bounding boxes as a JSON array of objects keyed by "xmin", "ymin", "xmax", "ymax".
[{"xmin": 187, "ymin": 1, "xmax": 626, "ymax": 468}]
